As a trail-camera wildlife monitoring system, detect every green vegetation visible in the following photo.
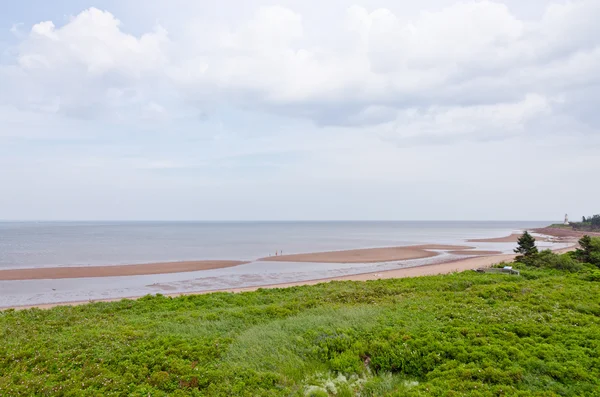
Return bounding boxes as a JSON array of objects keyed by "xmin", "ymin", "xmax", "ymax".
[
  {"xmin": 513, "ymin": 231, "xmax": 538, "ymax": 260},
  {"xmin": 570, "ymin": 214, "xmax": 600, "ymax": 231},
  {"xmin": 575, "ymin": 235, "xmax": 600, "ymax": 267},
  {"xmin": 1, "ymin": 238, "xmax": 600, "ymax": 396},
  {"xmin": 515, "ymin": 234, "xmax": 600, "ymax": 271}
]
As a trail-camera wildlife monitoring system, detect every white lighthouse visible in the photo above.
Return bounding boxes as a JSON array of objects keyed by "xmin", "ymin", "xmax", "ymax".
[{"xmin": 564, "ymin": 214, "xmax": 569, "ymax": 225}]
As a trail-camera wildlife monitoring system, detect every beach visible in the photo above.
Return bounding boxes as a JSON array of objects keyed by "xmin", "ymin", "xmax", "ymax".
[
  {"xmin": 0, "ymin": 221, "xmax": 574, "ymax": 309},
  {"xmin": 11, "ymin": 245, "xmax": 571, "ymax": 311},
  {"xmin": 0, "ymin": 242, "xmax": 523, "ymax": 282},
  {"xmin": 0, "ymin": 244, "xmax": 501, "ymax": 281},
  {"xmin": 3, "ymin": 238, "xmax": 578, "ymax": 311},
  {"xmin": 259, "ymin": 244, "xmax": 472, "ymax": 263},
  {"xmin": 467, "ymin": 234, "xmax": 522, "ymax": 243},
  {"xmin": 532, "ymin": 227, "xmax": 600, "ymax": 239},
  {"xmin": 0, "ymin": 260, "xmax": 247, "ymax": 281},
  {"xmin": 6, "ymin": 252, "xmax": 517, "ymax": 310}
]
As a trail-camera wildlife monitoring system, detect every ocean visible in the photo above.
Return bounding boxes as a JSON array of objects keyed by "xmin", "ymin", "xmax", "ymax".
[{"xmin": 0, "ymin": 221, "xmax": 554, "ymax": 269}]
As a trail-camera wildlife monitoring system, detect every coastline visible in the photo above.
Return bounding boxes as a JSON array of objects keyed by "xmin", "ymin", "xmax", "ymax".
[
  {"xmin": 0, "ymin": 244, "xmax": 473, "ymax": 280},
  {"xmin": 532, "ymin": 227, "xmax": 600, "ymax": 239},
  {"xmin": 5, "ymin": 243, "xmax": 577, "ymax": 311},
  {"xmin": 1, "ymin": 228, "xmax": 580, "ymax": 310},
  {"xmin": 4, "ymin": 253, "xmax": 516, "ymax": 310}
]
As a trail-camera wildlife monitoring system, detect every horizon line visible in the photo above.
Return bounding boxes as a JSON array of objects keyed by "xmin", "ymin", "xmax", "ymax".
[{"xmin": 0, "ymin": 219, "xmax": 559, "ymax": 223}]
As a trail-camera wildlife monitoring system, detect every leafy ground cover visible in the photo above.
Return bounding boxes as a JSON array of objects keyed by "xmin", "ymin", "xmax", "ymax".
[{"xmin": 1, "ymin": 248, "xmax": 600, "ymax": 396}]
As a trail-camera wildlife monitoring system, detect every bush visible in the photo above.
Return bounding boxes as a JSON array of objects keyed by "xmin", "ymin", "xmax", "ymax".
[
  {"xmin": 575, "ymin": 236, "xmax": 600, "ymax": 267},
  {"xmin": 583, "ymin": 270, "xmax": 600, "ymax": 282},
  {"xmin": 521, "ymin": 250, "xmax": 582, "ymax": 272},
  {"xmin": 520, "ymin": 250, "xmax": 554, "ymax": 268},
  {"xmin": 546, "ymin": 254, "xmax": 582, "ymax": 272},
  {"xmin": 2, "ymin": 263, "xmax": 600, "ymax": 396}
]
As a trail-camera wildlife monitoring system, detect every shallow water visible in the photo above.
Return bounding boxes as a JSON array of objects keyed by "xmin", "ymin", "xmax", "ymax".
[
  {"xmin": 0, "ymin": 221, "xmax": 553, "ymax": 269},
  {"xmin": 0, "ymin": 221, "xmax": 565, "ymax": 307}
]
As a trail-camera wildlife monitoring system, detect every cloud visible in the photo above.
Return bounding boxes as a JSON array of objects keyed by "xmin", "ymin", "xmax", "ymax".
[
  {"xmin": 20, "ymin": 8, "xmax": 168, "ymax": 75},
  {"xmin": 167, "ymin": 0, "xmax": 599, "ymax": 134},
  {"xmin": 3, "ymin": 8, "xmax": 169, "ymax": 120},
  {"xmin": 378, "ymin": 93, "xmax": 553, "ymax": 146},
  {"xmin": 1, "ymin": 0, "xmax": 599, "ymax": 144}
]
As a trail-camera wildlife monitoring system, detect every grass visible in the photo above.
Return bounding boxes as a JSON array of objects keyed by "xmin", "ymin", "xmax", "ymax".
[{"xmin": 1, "ymin": 267, "xmax": 600, "ymax": 396}]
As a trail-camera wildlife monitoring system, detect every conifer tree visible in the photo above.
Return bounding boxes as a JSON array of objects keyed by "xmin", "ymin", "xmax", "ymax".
[{"xmin": 514, "ymin": 231, "xmax": 538, "ymax": 258}]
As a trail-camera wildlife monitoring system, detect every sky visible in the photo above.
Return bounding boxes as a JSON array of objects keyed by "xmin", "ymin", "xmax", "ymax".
[{"xmin": 0, "ymin": 0, "xmax": 599, "ymax": 221}]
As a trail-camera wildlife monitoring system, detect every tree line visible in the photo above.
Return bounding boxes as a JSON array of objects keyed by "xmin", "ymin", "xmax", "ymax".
[
  {"xmin": 515, "ymin": 231, "xmax": 600, "ymax": 270},
  {"xmin": 576, "ymin": 214, "xmax": 600, "ymax": 230}
]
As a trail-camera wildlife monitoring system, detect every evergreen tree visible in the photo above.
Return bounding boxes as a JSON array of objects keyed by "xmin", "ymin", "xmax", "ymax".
[
  {"xmin": 575, "ymin": 235, "xmax": 600, "ymax": 266},
  {"xmin": 576, "ymin": 235, "xmax": 593, "ymax": 263},
  {"xmin": 592, "ymin": 215, "xmax": 600, "ymax": 229},
  {"xmin": 514, "ymin": 231, "xmax": 538, "ymax": 258}
]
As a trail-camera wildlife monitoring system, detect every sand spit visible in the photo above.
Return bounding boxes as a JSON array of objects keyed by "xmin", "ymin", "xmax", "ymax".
[
  {"xmin": 5, "ymin": 244, "xmax": 577, "ymax": 311},
  {"xmin": 447, "ymin": 250, "xmax": 503, "ymax": 256},
  {"xmin": 4, "ymin": 253, "xmax": 519, "ymax": 311},
  {"xmin": 259, "ymin": 244, "xmax": 473, "ymax": 263},
  {"xmin": 467, "ymin": 234, "xmax": 522, "ymax": 243},
  {"xmin": 0, "ymin": 261, "xmax": 248, "ymax": 281},
  {"xmin": 532, "ymin": 227, "xmax": 600, "ymax": 239}
]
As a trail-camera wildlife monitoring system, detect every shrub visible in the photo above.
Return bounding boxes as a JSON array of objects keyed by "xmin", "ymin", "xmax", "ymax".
[
  {"xmin": 521, "ymin": 251, "xmax": 582, "ymax": 272},
  {"xmin": 546, "ymin": 254, "xmax": 582, "ymax": 272},
  {"xmin": 575, "ymin": 236, "xmax": 600, "ymax": 267},
  {"xmin": 583, "ymin": 270, "xmax": 600, "ymax": 282}
]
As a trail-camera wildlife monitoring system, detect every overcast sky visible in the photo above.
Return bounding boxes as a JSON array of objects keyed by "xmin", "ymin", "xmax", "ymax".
[{"xmin": 0, "ymin": 0, "xmax": 599, "ymax": 221}]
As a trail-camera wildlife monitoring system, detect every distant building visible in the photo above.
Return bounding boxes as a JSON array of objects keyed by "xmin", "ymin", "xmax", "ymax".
[{"xmin": 564, "ymin": 214, "xmax": 569, "ymax": 225}]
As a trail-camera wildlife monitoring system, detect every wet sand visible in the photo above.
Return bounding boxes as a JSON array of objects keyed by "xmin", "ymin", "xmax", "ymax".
[
  {"xmin": 2, "ymin": 244, "xmax": 472, "ymax": 281},
  {"xmin": 0, "ymin": 261, "xmax": 247, "ymax": 281},
  {"xmin": 5, "ymin": 244, "xmax": 577, "ymax": 311},
  {"xmin": 4, "ymin": 253, "xmax": 520, "ymax": 310},
  {"xmin": 447, "ymin": 250, "xmax": 503, "ymax": 256},
  {"xmin": 532, "ymin": 227, "xmax": 600, "ymax": 239},
  {"xmin": 259, "ymin": 244, "xmax": 473, "ymax": 263},
  {"xmin": 467, "ymin": 234, "xmax": 521, "ymax": 243}
]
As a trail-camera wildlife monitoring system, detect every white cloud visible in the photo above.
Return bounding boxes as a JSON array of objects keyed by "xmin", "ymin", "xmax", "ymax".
[
  {"xmin": 3, "ymin": 8, "xmax": 169, "ymax": 121},
  {"xmin": 1, "ymin": 0, "xmax": 599, "ymax": 155},
  {"xmin": 158, "ymin": 0, "xmax": 599, "ymax": 134},
  {"xmin": 379, "ymin": 93, "xmax": 553, "ymax": 145},
  {"xmin": 20, "ymin": 8, "xmax": 168, "ymax": 75}
]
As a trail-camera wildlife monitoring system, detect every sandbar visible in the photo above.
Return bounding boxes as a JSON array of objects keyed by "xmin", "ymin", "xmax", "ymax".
[
  {"xmin": 0, "ymin": 260, "xmax": 247, "ymax": 281},
  {"xmin": 5, "ymin": 244, "xmax": 576, "ymax": 311},
  {"xmin": 532, "ymin": 227, "xmax": 600, "ymax": 239},
  {"xmin": 467, "ymin": 234, "xmax": 521, "ymax": 243},
  {"xmin": 447, "ymin": 250, "xmax": 503, "ymax": 256},
  {"xmin": 259, "ymin": 244, "xmax": 473, "ymax": 263}
]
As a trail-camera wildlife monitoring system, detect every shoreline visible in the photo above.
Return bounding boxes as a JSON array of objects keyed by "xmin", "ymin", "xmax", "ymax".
[
  {"xmin": 3, "ymin": 253, "xmax": 516, "ymax": 311},
  {"xmin": 6, "ymin": 243, "xmax": 577, "ymax": 311},
  {"xmin": 0, "ymin": 244, "xmax": 474, "ymax": 281},
  {"xmin": 0, "ymin": 230, "xmax": 579, "ymax": 310},
  {"xmin": 532, "ymin": 227, "xmax": 600, "ymax": 239}
]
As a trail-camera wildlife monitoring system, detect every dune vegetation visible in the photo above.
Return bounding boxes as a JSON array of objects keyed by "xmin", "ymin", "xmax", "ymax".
[{"xmin": 1, "ymin": 237, "xmax": 600, "ymax": 396}]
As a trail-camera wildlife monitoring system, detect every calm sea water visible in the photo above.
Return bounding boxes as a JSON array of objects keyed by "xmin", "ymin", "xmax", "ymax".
[{"xmin": 0, "ymin": 221, "xmax": 553, "ymax": 270}]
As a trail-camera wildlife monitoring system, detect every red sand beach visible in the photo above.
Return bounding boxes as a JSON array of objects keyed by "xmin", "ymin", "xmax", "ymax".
[
  {"xmin": 0, "ymin": 244, "xmax": 476, "ymax": 281},
  {"xmin": 259, "ymin": 244, "xmax": 473, "ymax": 263},
  {"xmin": 6, "ymin": 252, "xmax": 522, "ymax": 311},
  {"xmin": 0, "ymin": 260, "xmax": 247, "ymax": 281},
  {"xmin": 2, "ymin": 231, "xmax": 578, "ymax": 310}
]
